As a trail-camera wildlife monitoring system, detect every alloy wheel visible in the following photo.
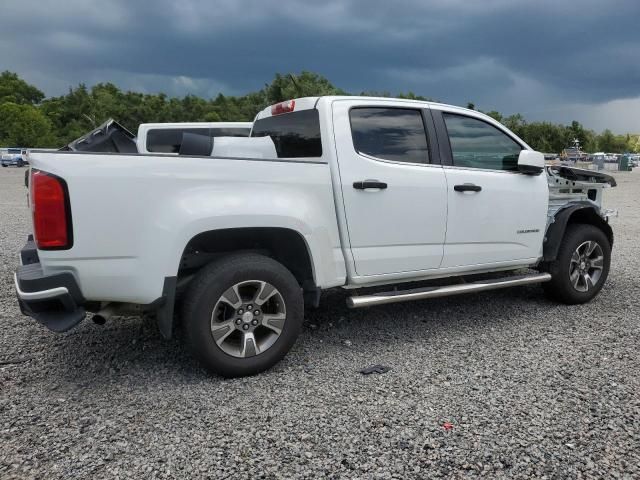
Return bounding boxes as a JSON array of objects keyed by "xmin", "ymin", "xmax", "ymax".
[
  {"xmin": 569, "ymin": 240, "xmax": 604, "ymax": 292},
  {"xmin": 210, "ymin": 280, "xmax": 286, "ymax": 358}
]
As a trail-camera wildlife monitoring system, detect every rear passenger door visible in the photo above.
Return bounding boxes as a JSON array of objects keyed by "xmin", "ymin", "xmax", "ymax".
[
  {"xmin": 332, "ymin": 100, "xmax": 448, "ymax": 277},
  {"xmin": 432, "ymin": 109, "xmax": 548, "ymax": 268}
]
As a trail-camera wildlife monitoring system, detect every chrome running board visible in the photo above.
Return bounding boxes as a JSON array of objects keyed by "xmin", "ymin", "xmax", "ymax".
[{"xmin": 346, "ymin": 273, "xmax": 552, "ymax": 308}]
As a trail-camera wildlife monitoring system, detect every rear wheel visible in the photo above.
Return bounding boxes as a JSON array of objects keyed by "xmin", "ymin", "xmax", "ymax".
[
  {"xmin": 543, "ymin": 224, "xmax": 611, "ymax": 304},
  {"xmin": 182, "ymin": 253, "xmax": 304, "ymax": 377}
]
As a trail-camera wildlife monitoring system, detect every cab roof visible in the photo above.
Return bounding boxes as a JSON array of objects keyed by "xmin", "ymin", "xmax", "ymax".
[{"xmin": 254, "ymin": 96, "xmax": 494, "ymax": 123}]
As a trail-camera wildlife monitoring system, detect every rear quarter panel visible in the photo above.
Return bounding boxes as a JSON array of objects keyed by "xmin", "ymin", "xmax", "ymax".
[{"xmin": 28, "ymin": 152, "xmax": 345, "ymax": 303}]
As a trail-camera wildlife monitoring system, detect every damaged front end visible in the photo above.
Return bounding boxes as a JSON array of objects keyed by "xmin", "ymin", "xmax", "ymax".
[
  {"xmin": 541, "ymin": 166, "xmax": 617, "ymax": 263},
  {"xmin": 547, "ymin": 165, "xmax": 617, "ymax": 220}
]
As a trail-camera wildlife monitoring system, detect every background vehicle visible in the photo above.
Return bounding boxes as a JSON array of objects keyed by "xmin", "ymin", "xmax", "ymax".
[
  {"xmin": 561, "ymin": 147, "xmax": 588, "ymax": 163},
  {"xmin": 16, "ymin": 97, "xmax": 616, "ymax": 377},
  {"xmin": 62, "ymin": 119, "xmax": 137, "ymax": 153},
  {"xmin": 1, "ymin": 148, "xmax": 27, "ymax": 167},
  {"xmin": 136, "ymin": 122, "xmax": 252, "ymax": 154},
  {"xmin": 60, "ymin": 120, "xmax": 253, "ymax": 154}
]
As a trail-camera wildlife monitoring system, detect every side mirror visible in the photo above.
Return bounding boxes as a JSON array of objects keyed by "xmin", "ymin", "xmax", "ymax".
[{"xmin": 518, "ymin": 150, "xmax": 545, "ymax": 175}]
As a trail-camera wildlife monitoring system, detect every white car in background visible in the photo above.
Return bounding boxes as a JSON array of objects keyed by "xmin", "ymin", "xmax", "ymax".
[
  {"xmin": 136, "ymin": 122, "xmax": 252, "ymax": 154},
  {"xmin": 1, "ymin": 148, "xmax": 27, "ymax": 167}
]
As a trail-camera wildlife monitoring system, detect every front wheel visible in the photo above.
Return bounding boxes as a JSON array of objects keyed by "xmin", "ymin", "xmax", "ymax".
[
  {"xmin": 182, "ymin": 253, "xmax": 304, "ymax": 377},
  {"xmin": 543, "ymin": 224, "xmax": 611, "ymax": 304}
]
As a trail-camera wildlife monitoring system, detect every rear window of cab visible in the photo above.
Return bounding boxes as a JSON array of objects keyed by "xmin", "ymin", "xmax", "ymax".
[{"xmin": 251, "ymin": 109, "xmax": 322, "ymax": 158}]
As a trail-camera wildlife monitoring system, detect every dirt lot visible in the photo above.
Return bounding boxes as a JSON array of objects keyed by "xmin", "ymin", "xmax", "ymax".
[{"xmin": 1, "ymin": 166, "xmax": 639, "ymax": 479}]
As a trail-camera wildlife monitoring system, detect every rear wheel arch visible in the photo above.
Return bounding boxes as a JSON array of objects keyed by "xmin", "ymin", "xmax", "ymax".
[
  {"xmin": 178, "ymin": 227, "xmax": 317, "ymax": 290},
  {"xmin": 157, "ymin": 227, "xmax": 317, "ymax": 339}
]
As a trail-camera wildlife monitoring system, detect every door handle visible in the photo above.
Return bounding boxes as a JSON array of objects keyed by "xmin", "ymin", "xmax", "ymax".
[
  {"xmin": 454, "ymin": 183, "xmax": 482, "ymax": 192},
  {"xmin": 353, "ymin": 180, "xmax": 388, "ymax": 190}
]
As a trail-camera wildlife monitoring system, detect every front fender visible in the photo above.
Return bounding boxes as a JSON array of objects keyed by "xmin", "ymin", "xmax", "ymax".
[{"xmin": 543, "ymin": 203, "xmax": 613, "ymax": 262}]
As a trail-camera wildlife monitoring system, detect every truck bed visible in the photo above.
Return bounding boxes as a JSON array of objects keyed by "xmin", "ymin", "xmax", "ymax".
[{"xmin": 26, "ymin": 150, "xmax": 345, "ymax": 304}]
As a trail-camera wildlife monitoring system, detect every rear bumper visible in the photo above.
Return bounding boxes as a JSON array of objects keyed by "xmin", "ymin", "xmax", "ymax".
[{"xmin": 14, "ymin": 236, "xmax": 86, "ymax": 332}]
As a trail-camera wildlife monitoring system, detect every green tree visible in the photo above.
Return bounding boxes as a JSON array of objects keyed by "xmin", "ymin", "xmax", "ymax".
[
  {"xmin": 40, "ymin": 84, "xmax": 94, "ymax": 143},
  {"xmin": 503, "ymin": 114, "xmax": 526, "ymax": 137},
  {"xmin": 522, "ymin": 122, "xmax": 562, "ymax": 152},
  {"xmin": 597, "ymin": 129, "xmax": 617, "ymax": 152},
  {"xmin": 627, "ymin": 135, "xmax": 640, "ymax": 153},
  {"xmin": 265, "ymin": 71, "xmax": 346, "ymax": 104},
  {"xmin": 485, "ymin": 111, "xmax": 503, "ymax": 122},
  {"xmin": 1, "ymin": 71, "xmax": 637, "ymax": 151},
  {"xmin": 0, "ymin": 71, "xmax": 45, "ymax": 105},
  {"xmin": 0, "ymin": 103, "xmax": 55, "ymax": 147},
  {"xmin": 564, "ymin": 120, "xmax": 596, "ymax": 152}
]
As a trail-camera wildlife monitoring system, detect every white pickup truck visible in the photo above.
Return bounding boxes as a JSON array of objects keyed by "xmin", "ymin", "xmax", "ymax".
[
  {"xmin": 136, "ymin": 122, "xmax": 252, "ymax": 154},
  {"xmin": 15, "ymin": 96, "xmax": 616, "ymax": 377}
]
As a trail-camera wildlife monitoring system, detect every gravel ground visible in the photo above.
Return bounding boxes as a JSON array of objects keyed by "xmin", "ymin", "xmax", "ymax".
[{"xmin": 1, "ymin": 166, "xmax": 639, "ymax": 479}]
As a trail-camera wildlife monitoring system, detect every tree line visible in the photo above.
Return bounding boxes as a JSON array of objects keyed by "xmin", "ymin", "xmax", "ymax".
[{"xmin": 0, "ymin": 70, "xmax": 638, "ymax": 153}]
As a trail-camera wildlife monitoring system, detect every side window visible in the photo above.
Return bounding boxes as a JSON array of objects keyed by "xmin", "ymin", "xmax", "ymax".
[
  {"xmin": 350, "ymin": 108, "xmax": 429, "ymax": 164},
  {"xmin": 211, "ymin": 127, "xmax": 250, "ymax": 137},
  {"xmin": 443, "ymin": 113, "xmax": 522, "ymax": 171}
]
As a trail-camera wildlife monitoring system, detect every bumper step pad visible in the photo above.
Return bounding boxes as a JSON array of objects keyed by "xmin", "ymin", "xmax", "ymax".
[{"xmin": 15, "ymin": 257, "xmax": 86, "ymax": 332}]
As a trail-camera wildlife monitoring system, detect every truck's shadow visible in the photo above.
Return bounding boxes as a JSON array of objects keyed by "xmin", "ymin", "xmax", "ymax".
[{"xmin": 46, "ymin": 285, "xmax": 547, "ymax": 387}]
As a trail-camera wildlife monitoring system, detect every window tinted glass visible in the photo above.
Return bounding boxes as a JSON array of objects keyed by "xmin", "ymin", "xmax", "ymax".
[
  {"xmin": 350, "ymin": 108, "xmax": 429, "ymax": 164},
  {"xmin": 251, "ymin": 109, "xmax": 322, "ymax": 158},
  {"xmin": 147, "ymin": 128, "xmax": 210, "ymax": 153},
  {"xmin": 146, "ymin": 127, "xmax": 250, "ymax": 153},
  {"xmin": 211, "ymin": 128, "xmax": 250, "ymax": 137},
  {"xmin": 443, "ymin": 114, "xmax": 522, "ymax": 171}
]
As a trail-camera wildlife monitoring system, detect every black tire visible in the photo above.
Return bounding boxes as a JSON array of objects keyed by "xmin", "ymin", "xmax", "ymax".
[
  {"xmin": 182, "ymin": 253, "xmax": 303, "ymax": 377},
  {"xmin": 543, "ymin": 224, "xmax": 611, "ymax": 304}
]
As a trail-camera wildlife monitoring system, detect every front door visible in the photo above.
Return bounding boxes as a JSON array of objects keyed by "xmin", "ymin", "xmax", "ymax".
[
  {"xmin": 332, "ymin": 100, "xmax": 448, "ymax": 277},
  {"xmin": 434, "ymin": 110, "xmax": 548, "ymax": 268}
]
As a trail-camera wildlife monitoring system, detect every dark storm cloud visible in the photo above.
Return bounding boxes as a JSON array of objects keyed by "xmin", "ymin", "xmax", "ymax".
[{"xmin": 1, "ymin": 0, "xmax": 639, "ymax": 131}]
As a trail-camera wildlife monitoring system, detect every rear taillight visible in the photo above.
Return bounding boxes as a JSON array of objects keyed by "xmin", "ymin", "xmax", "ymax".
[
  {"xmin": 30, "ymin": 170, "xmax": 73, "ymax": 249},
  {"xmin": 271, "ymin": 100, "xmax": 295, "ymax": 115}
]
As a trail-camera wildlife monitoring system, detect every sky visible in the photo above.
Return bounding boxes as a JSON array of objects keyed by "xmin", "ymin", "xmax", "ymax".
[{"xmin": 1, "ymin": 0, "xmax": 639, "ymax": 133}]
